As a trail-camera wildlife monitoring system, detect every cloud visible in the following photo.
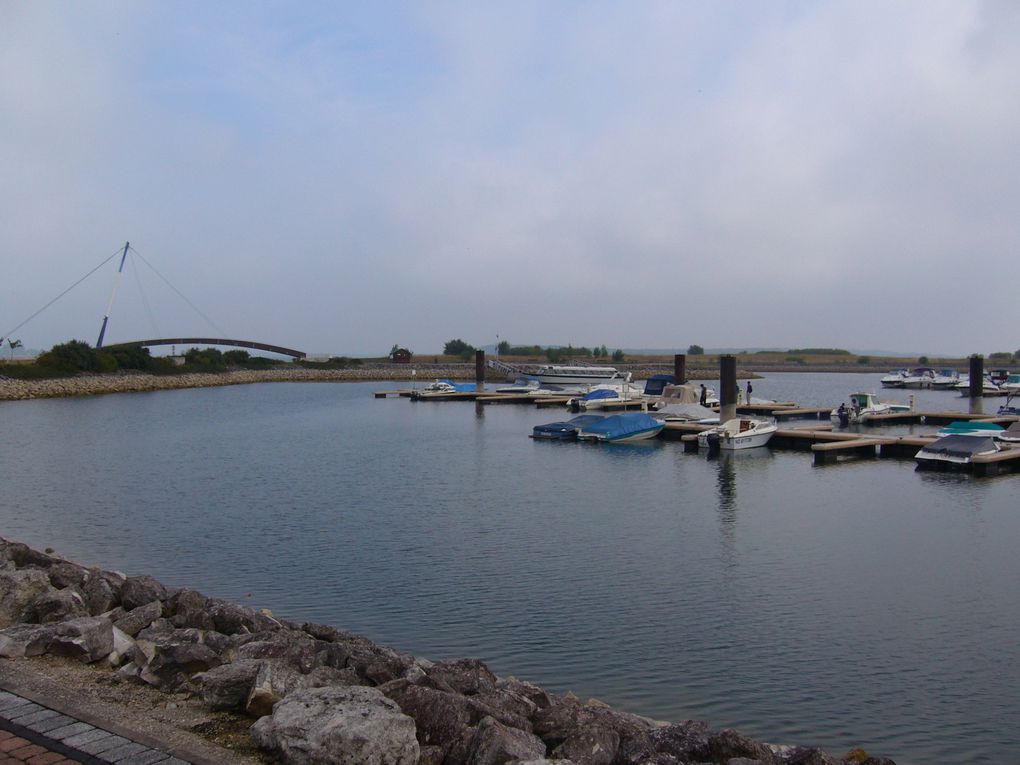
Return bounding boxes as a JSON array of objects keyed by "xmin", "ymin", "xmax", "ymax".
[{"xmin": 2, "ymin": 2, "xmax": 1019, "ymax": 355}]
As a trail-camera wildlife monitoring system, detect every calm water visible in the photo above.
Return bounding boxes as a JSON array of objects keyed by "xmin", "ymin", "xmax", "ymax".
[{"xmin": 1, "ymin": 372, "xmax": 1017, "ymax": 765}]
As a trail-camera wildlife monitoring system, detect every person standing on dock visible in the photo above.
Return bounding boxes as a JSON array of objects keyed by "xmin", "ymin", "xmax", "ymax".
[
  {"xmin": 699, "ymin": 384, "xmax": 707, "ymax": 406},
  {"xmin": 746, "ymin": 380, "xmax": 753, "ymax": 404}
]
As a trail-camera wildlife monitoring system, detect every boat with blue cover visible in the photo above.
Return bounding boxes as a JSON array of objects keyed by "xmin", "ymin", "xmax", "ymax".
[
  {"xmin": 531, "ymin": 415, "xmax": 606, "ymax": 440},
  {"xmin": 576, "ymin": 412, "xmax": 664, "ymax": 443},
  {"xmin": 410, "ymin": 379, "xmax": 479, "ymax": 398},
  {"xmin": 915, "ymin": 434, "xmax": 1002, "ymax": 469}
]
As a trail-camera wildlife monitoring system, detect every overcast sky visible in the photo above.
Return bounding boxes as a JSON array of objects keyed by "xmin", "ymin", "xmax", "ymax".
[{"xmin": 2, "ymin": 1, "xmax": 1018, "ymax": 357}]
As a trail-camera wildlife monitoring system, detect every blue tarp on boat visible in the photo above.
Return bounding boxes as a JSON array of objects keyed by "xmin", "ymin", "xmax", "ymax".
[
  {"xmin": 577, "ymin": 412, "xmax": 663, "ymax": 442},
  {"xmin": 532, "ymin": 414, "xmax": 606, "ymax": 439},
  {"xmin": 438, "ymin": 379, "xmax": 480, "ymax": 392},
  {"xmin": 579, "ymin": 388, "xmax": 619, "ymax": 401}
]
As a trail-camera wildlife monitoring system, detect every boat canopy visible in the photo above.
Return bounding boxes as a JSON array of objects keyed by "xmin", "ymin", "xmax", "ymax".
[
  {"xmin": 643, "ymin": 374, "xmax": 675, "ymax": 396},
  {"xmin": 919, "ymin": 435, "xmax": 999, "ymax": 459},
  {"xmin": 532, "ymin": 414, "xmax": 605, "ymax": 438},
  {"xmin": 438, "ymin": 379, "xmax": 478, "ymax": 392},
  {"xmin": 660, "ymin": 384, "xmax": 701, "ymax": 404},
  {"xmin": 579, "ymin": 413, "xmax": 662, "ymax": 440},
  {"xmin": 579, "ymin": 388, "xmax": 620, "ymax": 401}
]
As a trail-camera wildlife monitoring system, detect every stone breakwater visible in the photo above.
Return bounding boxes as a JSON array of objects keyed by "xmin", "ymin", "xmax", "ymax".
[{"xmin": 0, "ymin": 538, "xmax": 895, "ymax": 765}]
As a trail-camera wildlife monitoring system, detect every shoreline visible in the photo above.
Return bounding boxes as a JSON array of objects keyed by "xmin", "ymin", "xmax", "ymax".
[
  {"xmin": 0, "ymin": 537, "xmax": 895, "ymax": 764},
  {"xmin": 0, "ymin": 363, "xmax": 894, "ymax": 401}
]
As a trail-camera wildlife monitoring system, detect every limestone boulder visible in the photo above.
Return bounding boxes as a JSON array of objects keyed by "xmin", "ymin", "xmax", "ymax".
[
  {"xmin": 119, "ymin": 575, "xmax": 167, "ymax": 610},
  {"xmin": 167, "ymin": 589, "xmax": 215, "ymax": 630},
  {"xmin": 427, "ymin": 657, "xmax": 498, "ymax": 696},
  {"xmin": 465, "ymin": 716, "xmax": 547, "ymax": 765},
  {"xmin": 384, "ymin": 681, "xmax": 474, "ymax": 756},
  {"xmin": 198, "ymin": 659, "xmax": 265, "ymax": 711},
  {"xmin": 48, "ymin": 616, "xmax": 115, "ymax": 663},
  {"xmin": 496, "ymin": 679, "xmax": 552, "ymax": 711},
  {"xmin": 0, "ymin": 568, "xmax": 54, "ymax": 628},
  {"xmin": 0, "ymin": 623, "xmax": 58, "ymax": 657},
  {"xmin": 82, "ymin": 570, "xmax": 121, "ymax": 615},
  {"xmin": 25, "ymin": 587, "xmax": 88, "ymax": 624},
  {"xmin": 784, "ymin": 748, "xmax": 842, "ymax": 765},
  {"xmin": 706, "ymin": 729, "xmax": 780, "ymax": 764},
  {"xmin": 640, "ymin": 719, "xmax": 712, "ymax": 763},
  {"xmin": 113, "ymin": 599, "xmax": 163, "ymax": 637},
  {"xmin": 46, "ymin": 561, "xmax": 88, "ymax": 589},
  {"xmin": 245, "ymin": 660, "xmax": 308, "ymax": 717},
  {"xmin": 550, "ymin": 723, "xmax": 620, "ymax": 765},
  {"xmin": 251, "ymin": 685, "xmax": 420, "ymax": 765},
  {"xmin": 136, "ymin": 632, "xmax": 224, "ymax": 689}
]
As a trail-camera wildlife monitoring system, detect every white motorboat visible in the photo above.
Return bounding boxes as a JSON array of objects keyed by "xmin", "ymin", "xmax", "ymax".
[
  {"xmin": 931, "ymin": 369, "xmax": 961, "ymax": 389},
  {"xmin": 901, "ymin": 367, "xmax": 936, "ymax": 389},
  {"xmin": 697, "ymin": 417, "xmax": 778, "ymax": 451},
  {"xmin": 526, "ymin": 364, "xmax": 628, "ymax": 386},
  {"xmin": 831, "ymin": 392, "xmax": 911, "ymax": 426},
  {"xmin": 880, "ymin": 370, "xmax": 910, "ymax": 388},
  {"xmin": 954, "ymin": 376, "xmax": 1002, "ymax": 396},
  {"xmin": 650, "ymin": 383, "xmax": 719, "ymax": 422},
  {"xmin": 567, "ymin": 380, "xmax": 646, "ymax": 411},
  {"xmin": 998, "ymin": 374, "xmax": 1020, "ymax": 394}
]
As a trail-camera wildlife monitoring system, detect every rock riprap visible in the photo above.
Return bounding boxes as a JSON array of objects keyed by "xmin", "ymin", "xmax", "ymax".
[{"xmin": 0, "ymin": 537, "xmax": 896, "ymax": 765}]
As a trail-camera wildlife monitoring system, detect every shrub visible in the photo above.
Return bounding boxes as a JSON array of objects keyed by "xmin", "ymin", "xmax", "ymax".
[
  {"xmin": 687, "ymin": 344, "xmax": 704, "ymax": 355},
  {"xmin": 36, "ymin": 340, "xmax": 101, "ymax": 373}
]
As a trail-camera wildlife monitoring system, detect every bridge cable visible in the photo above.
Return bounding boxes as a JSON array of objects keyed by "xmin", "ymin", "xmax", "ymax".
[
  {"xmin": 129, "ymin": 251, "xmax": 161, "ymax": 338},
  {"xmin": 1, "ymin": 246, "xmax": 124, "ymax": 342},
  {"xmin": 128, "ymin": 246, "xmax": 228, "ymax": 337}
]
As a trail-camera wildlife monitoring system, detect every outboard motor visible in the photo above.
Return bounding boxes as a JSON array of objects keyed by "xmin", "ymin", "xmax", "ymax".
[{"xmin": 705, "ymin": 432, "xmax": 721, "ymax": 456}]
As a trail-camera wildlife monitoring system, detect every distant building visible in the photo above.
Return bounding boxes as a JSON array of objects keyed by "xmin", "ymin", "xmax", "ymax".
[{"xmin": 391, "ymin": 348, "xmax": 412, "ymax": 364}]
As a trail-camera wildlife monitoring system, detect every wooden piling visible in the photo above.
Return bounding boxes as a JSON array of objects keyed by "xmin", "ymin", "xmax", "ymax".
[
  {"xmin": 719, "ymin": 355, "xmax": 737, "ymax": 423},
  {"xmin": 969, "ymin": 354, "xmax": 984, "ymax": 398},
  {"xmin": 674, "ymin": 354, "xmax": 687, "ymax": 384},
  {"xmin": 475, "ymin": 350, "xmax": 485, "ymax": 386}
]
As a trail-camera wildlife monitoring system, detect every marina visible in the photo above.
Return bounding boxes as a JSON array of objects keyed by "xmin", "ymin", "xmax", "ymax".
[
  {"xmin": 3, "ymin": 372, "xmax": 1020, "ymax": 765},
  {"xmin": 377, "ymin": 371, "xmax": 1020, "ymax": 476}
]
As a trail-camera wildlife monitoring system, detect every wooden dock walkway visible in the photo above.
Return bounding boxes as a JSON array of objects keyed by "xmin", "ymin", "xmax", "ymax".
[{"xmin": 374, "ymin": 387, "xmax": 1020, "ymax": 476}]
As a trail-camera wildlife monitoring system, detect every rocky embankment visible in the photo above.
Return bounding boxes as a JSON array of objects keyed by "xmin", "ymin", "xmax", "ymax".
[{"xmin": 0, "ymin": 537, "xmax": 894, "ymax": 765}]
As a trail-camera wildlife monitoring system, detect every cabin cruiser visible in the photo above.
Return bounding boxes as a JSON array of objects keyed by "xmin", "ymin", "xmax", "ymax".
[
  {"xmin": 931, "ymin": 369, "xmax": 961, "ymax": 389},
  {"xmin": 566, "ymin": 380, "xmax": 647, "ymax": 411},
  {"xmin": 880, "ymin": 370, "xmax": 910, "ymax": 388},
  {"xmin": 697, "ymin": 417, "xmax": 778, "ymax": 451},
  {"xmin": 525, "ymin": 364, "xmax": 628, "ymax": 386},
  {"xmin": 830, "ymin": 392, "xmax": 911, "ymax": 426},
  {"xmin": 902, "ymin": 367, "xmax": 937, "ymax": 388},
  {"xmin": 650, "ymin": 383, "xmax": 719, "ymax": 423}
]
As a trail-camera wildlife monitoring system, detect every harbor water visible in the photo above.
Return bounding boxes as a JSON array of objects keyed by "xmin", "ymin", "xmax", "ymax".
[{"xmin": 1, "ymin": 372, "xmax": 1017, "ymax": 764}]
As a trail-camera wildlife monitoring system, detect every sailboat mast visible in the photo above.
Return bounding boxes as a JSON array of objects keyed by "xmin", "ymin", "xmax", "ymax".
[{"xmin": 96, "ymin": 241, "xmax": 130, "ymax": 348}]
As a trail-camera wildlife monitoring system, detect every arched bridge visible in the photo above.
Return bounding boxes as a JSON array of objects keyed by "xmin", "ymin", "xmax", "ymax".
[{"xmin": 105, "ymin": 338, "xmax": 306, "ymax": 359}]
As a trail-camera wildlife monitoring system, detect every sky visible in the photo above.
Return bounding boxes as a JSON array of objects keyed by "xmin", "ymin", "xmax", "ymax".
[{"xmin": 2, "ymin": 1, "xmax": 1019, "ymax": 358}]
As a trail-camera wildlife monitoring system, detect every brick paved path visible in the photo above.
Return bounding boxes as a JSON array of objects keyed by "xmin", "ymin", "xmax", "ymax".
[{"xmin": 0, "ymin": 691, "xmax": 189, "ymax": 765}]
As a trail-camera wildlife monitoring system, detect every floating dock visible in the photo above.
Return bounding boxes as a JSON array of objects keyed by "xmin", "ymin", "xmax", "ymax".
[{"xmin": 375, "ymin": 387, "xmax": 1020, "ymax": 476}]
